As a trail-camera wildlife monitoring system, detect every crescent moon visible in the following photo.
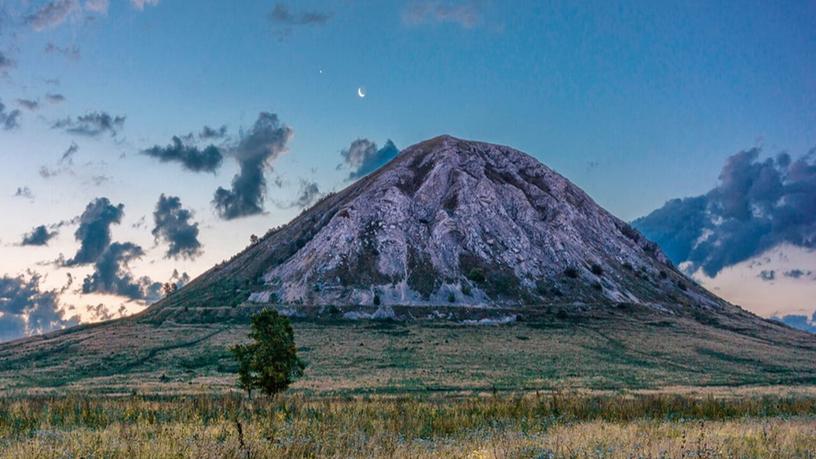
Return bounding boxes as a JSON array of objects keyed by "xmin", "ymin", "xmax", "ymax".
[{"xmin": 357, "ymin": 87, "xmax": 366, "ymax": 98}]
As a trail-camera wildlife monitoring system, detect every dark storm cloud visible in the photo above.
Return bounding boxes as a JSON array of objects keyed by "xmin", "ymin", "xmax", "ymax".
[
  {"xmin": 0, "ymin": 273, "xmax": 79, "ymax": 342},
  {"xmin": 24, "ymin": 0, "xmax": 78, "ymax": 31},
  {"xmin": 45, "ymin": 93, "xmax": 66, "ymax": 104},
  {"xmin": 340, "ymin": 139, "xmax": 400, "ymax": 180},
  {"xmin": 16, "ymin": 98, "xmax": 39, "ymax": 110},
  {"xmin": 633, "ymin": 147, "xmax": 816, "ymax": 277},
  {"xmin": 21, "ymin": 225, "xmax": 57, "ymax": 246},
  {"xmin": 199, "ymin": 125, "xmax": 227, "ymax": 140},
  {"xmin": 81, "ymin": 242, "xmax": 160, "ymax": 301},
  {"xmin": 52, "ymin": 111, "xmax": 125, "ymax": 137},
  {"xmin": 65, "ymin": 197, "xmax": 125, "ymax": 266},
  {"xmin": 213, "ymin": 112, "xmax": 292, "ymax": 220},
  {"xmin": 773, "ymin": 312, "xmax": 816, "ymax": 334},
  {"xmin": 402, "ymin": 0, "xmax": 484, "ymax": 28},
  {"xmin": 0, "ymin": 99, "xmax": 21, "ymax": 130},
  {"xmin": 152, "ymin": 194, "xmax": 202, "ymax": 259},
  {"xmin": 44, "ymin": 42, "xmax": 80, "ymax": 60},
  {"xmin": 142, "ymin": 136, "xmax": 223, "ymax": 173}
]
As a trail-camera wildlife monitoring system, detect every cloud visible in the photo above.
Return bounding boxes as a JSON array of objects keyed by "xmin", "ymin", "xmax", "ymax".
[
  {"xmin": 339, "ymin": 138, "xmax": 400, "ymax": 180},
  {"xmin": 168, "ymin": 269, "xmax": 190, "ymax": 288},
  {"xmin": 65, "ymin": 197, "xmax": 125, "ymax": 266},
  {"xmin": 24, "ymin": 0, "xmax": 79, "ymax": 31},
  {"xmin": 142, "ymin": 136, "xmax": 223, "ymax": 173},
  {"xmin": 130, "ymin": 0, "xmax": 159, "ymax": 10},
  {"xmin": 39, "ymin": 141, "xmax": 83, "ymax": 177},
  {"xmin": 39, "ymin": 165, "xmax": 71, "ymax": 179},
  {"xmin": 16, "ymin": 99, "xmax": 39, "ymax": 111},
  {"xmin": 0, "ymin": 99, "xmax": 21, "ymax": 130},
  {"xmin": 45, "ymin": 93, "xmax": 66, "ymax": 104},
  {"xmin": 633, "ymin": 147, "xmax": 816, "ymax": 277},
  {"xmin": 81, "ymin": 242, "xmax": 160, "ymax": 301},
  {"xmin": 212, "ymin": 112, "xmax": 292, "ymax": 220},
  {"xmin": 60, "ymin": 142, "xmax": 79, "ymax": 165},
  {"xmin": 268, "ymin": 3, "xmax": 332, "ymax": 39},
  {"xmin": 21, "ymin": 225, "xmax": 58, "ymax": 246},
  {"xmin": 0, "ymin": 273, "xmax": 79, "ymax": 342},
  {"xmin": 85, "ymin": 303, "xmax": 113, "ymax": 321},
  {"xmin": 199, "ymin": 125, "xmax": 228, "ymax": 140},
  {"xmin": 402, "ymin": 0, "xmax": 483, "ymax": 28},
  {"xmin": 783, "ymin": 269, "xmax": 813, "ymax": 279},
  {"xmin": 52, "ymin": 111, "xmax": 125, "ymax": 137},
  {"xmin": 152, "ymin": 194, "xmax": 202, "ymax": 259},
  {"xmin": 84, "ymin": 0, "xmax": 109, "ymax": 14},
  {"xmin": 86, "ymin": 175, "xmax": 110, "ymax": 187},
  {"xmin": 758, "ymin": 270, "xmax": 775, "ymax": 281},
  {"xmin": 44, "ymin": 42, "xmax": 80, "ymax": 60},
  {"xmin": 0, "ymin": 51, "xmax": 15, "ymax": 72},
  {"xmin": 773, "ymin": 312, "xmax": 816, "ymax": 334},
  {"xmin": 13, "ymin": 187, "xmax": 34, "ymax": 199},
  {"xmin": 289, "ymin": 180, "xmax": 322, "ymax": 209}
]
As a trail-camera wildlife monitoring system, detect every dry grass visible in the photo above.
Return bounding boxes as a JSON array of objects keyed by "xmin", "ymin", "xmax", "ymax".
[{"xmin": 1, "ymin": 392, "xmax": 816, "ymax": 458}]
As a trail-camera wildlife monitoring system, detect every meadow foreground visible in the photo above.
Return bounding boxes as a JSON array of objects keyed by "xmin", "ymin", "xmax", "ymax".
[{"xmin": 2, "ymin": 391, "xmax": 816, "ymax": 458}]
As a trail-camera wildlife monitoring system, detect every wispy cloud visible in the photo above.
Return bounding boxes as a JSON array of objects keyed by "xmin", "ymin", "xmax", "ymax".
[
  {"xmin": 24, "ymin": 0, "xmax": 79, "ymax": 31},
  {"xmin": 45, "ymin": 42, "xmax": 80, "ymax": 60},
  {"xmin": 16, "ymin": 98, "xmax": 39, "ymax": 111},
  {"xmin": 45, "ymin": 93, "xmax": 66, "ymax": 104},
  {"xmin": 13, "ymin": 187, "xmax": 33, "ymax": 200},
  {"xmin": 268, "ymin": 3, "xmax": 332, "ymax": 39},
  {"xmin": 0, "ymin": 99, "xmax": 21, "ymax": 130},
  {"xmin": 52, "ymin": 111, "xmax": 125, "ymax": 137},
  {"xmin": 130, "ymin": 0, "xmax": 159, "ymax": 11},
  {"xmin": 84, "ymin": 0, "xmax": 109, "ymax": 14},
  {"xmin": 402, "ymin": 0, "xmax": 484, "ymax": 29},
  {"xmin": 0, "ymin": 52, "xmax": 15, "ymax": 73}
]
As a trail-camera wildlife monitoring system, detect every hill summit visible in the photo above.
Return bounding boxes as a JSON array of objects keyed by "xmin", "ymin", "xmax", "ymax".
[{"xmin": 171, "ymin": 135, "xmax": 722, "ymax": 314}]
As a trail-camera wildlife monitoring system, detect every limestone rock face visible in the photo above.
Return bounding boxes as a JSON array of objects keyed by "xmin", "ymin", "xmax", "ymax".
[{"xmin": 199, "ymin": 135, "xmax": 724, "ymax": 311}]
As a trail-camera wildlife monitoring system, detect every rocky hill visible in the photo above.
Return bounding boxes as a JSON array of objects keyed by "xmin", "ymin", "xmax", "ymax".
[
  {"xmin": 164, "ymin": 135, "xmax": 723, "ymax": 316},
  {"xmin": 2, "ymin": 135, "xmax": 815, "ymax": 394}
]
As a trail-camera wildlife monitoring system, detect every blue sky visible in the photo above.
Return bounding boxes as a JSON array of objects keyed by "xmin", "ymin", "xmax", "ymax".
[{"xmin": 1, "ymin": 0, "xmax": 815, "ymax": 338}]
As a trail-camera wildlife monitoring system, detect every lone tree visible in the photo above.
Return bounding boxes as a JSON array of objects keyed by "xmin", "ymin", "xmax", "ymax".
[{"xmin": 231, "ymin": 309, "xmax": 305, "ymax": 397}]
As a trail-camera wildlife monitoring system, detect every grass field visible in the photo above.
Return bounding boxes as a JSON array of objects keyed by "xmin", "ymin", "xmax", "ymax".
[
  {"xmin": 3, "ymin": 306, "xmax": 816, "ymax": 457},
  {"xmin": 2, "ymin": 304, "xmax": 816, "ymax": 395},
  {"xmin": 1, "ymin": 392, "xmax": 816, "ymax": 458}
]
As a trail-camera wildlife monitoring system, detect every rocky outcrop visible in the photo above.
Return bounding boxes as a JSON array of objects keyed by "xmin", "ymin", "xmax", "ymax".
[{"xmin": 226, "ymin": 135, "xmax": 722, "ymax": 311}]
